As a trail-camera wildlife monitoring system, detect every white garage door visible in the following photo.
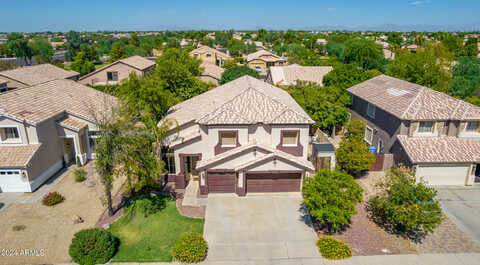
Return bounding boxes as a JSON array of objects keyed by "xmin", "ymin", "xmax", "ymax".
[
  {"xmin": 0, "ymin": 170, "xmax": 30, "ymax": 192},
  {"xmin": 416, "ymin": 165, "xmax": 469, "ymax": 186}
]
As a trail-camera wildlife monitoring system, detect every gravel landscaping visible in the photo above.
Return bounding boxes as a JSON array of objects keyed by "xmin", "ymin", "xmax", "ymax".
[
  {"xmin": 314, "ymin": 171, "xmax": 480, "ymax": 256},
  {"xmin": 0, "ymin": 163, "xmax": 123, "ymax": 264}
]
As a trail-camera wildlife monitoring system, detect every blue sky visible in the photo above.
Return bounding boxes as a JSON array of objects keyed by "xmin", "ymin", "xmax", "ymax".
[{"xmin": 1, "ymin": 0, "xmax": 479, "ymax": 32}]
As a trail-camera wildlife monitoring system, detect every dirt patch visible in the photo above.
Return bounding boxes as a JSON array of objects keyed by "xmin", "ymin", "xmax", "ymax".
[{"xmin": 0, "ymin": 163, "xmax": 123, "ymax": 265}]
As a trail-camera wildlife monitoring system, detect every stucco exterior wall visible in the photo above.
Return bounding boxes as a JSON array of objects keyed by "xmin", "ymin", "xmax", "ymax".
[{"xmin": 78, "ymin": 62, "xmax": 145, "ymax": 86}]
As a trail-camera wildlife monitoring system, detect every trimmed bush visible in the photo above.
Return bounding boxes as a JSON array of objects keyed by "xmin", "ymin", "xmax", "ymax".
[
  {"xmin": 42, "ymin": 191, "xmax": 65, "ymax": 206},
  {"xmin": 172, "ymin": 232, "xmax": 207, "ymax": 263},
  {"xmin": 69, "ymin": 228, "xmax": 118, "ymax": 265},
  {"xmin": 316, "ymin": 236, "xmax": 352, "ymax": 260},
  {"xmin": 73, "ymin": 168, "xmax": 87, "ymax": 182}
]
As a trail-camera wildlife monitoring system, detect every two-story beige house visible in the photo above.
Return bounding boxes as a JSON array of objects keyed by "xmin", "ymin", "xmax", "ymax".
[
  {"xmin": 0, "ymin": 64, "xmax": 79, "ymax": 92},
  {"xmin": 245, "ymin": 50, "xmax": 286, "ymax": 74},
  {"xmin": 189, "ymin": 45, "xmax": 231, "ymax": 67},
  {"xmin": 78, "ymin": 56, "xmax": 156, "ymax": 86},
  {"xmin": 348, "ymin": 75, "xmax": 480, "ymax": 186},
  {"xmin": 160, "ymin": 76, "xmax": 314, "ymax": 196},
  {"xmin": 0, "ymin": 80, "xmax": 116, "ymax": 192}
]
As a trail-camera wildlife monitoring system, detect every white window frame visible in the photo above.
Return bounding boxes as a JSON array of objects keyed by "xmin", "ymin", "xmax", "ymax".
[
  {"xmin": 364, "ymin": 126, "xmax": 373, "ymax": 144},
  {"xmin": 367, "ymin": 103, "xmax": 376, "ymax": 119},
  {"xmin": 107, "ymin": 71, "xmax": 119, "ymax": 81},
  {"xmin": 220, "ymin": 132, "xmax": 237, "ymax": 147},
  {"xmin": 0, "ymin": 125, "xmax": 23, "ymax": 144},
  {"xmin": 281, "ymin": 131, "xmax": 299, "ymax": 147}
]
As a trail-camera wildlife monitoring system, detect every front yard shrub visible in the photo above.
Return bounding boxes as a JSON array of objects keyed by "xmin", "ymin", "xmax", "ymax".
[
  {"xmin": 12, "ymin": 225, "xmax": 26, "ymax": 231},
  {"xmin": 316, "ymin": 236, "xmax": 352, "ymax": 259},
  {"xmin": 302, "ymin": 169, "xmax": 363, "ymax": 232},
  {"xmin": 73, "ymin": 168, "xmax": 87, "ymax": 182},
  {"xmin": 172, "ymin": 232, "xmax": 207, "ymax": 263},
  {"xmin": 367, "ymin": 167, "xmax": 443, "ymax": 238},
  {"xmin": 42, "ymin": 191, "xmax": 65, "ymax": 206},
  {"xmin": 69, "ymin": 228, "xmax": 118, "ymax": 265}
]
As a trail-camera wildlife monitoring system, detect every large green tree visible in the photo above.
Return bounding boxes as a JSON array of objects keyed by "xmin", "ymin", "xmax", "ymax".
[
  {"xmin": 70, "ymin": 51, "xmax": 95, "ymax": 76},
  {"xmin": 290, "ymin": 81, "xmax": 350, "ymax": 130},
  {"xmin": 220, "ymin": 66, "xmax": 259, "ymax": 84},
  {"xmin": 153, "ymin": 48, "xmax": 207, "ymax": 100},
  {"xmin": 323, "ymin": 64, "xmax": 380, "ymax": 89},
  {"xmin": 109, "ymin": 42, "xmax": 128, "ymax": 62},
  {"xmin": 447, "ymin": 56, "xmax": 480, "ymax": 99},
  {"xmin": 302, "ymin": 169, "xmax": 363, "ymax": 232},
  {"xmin": 8, "ymin": 33, "xmax": 33, "ymax": 65},
  {"xmin": 386, "ymin": 43, "xmax": 452, "ymax": 92},
  {"xmin": 28, "ymin": 37, "xmax": 54, "ymax": 64},
  {"xmin": 343, "ymin": 38, "xmax": 383, "ymax": 70}
]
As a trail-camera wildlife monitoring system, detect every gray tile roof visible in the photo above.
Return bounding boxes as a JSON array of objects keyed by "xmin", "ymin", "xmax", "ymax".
[
  {"xmin": 348, "ymin": 75, "xmax": 480, "ymax": 121},
  {"xmin": 246, "ymin": 50, "xmax": 284, "ymax": 62},
  {"xmin": 0, "ymin": 64, "xmax": 79, "ymax": 86},
  {"xmin": 118, "ymin": 55, "xmax": 156, "ymax": 70}
]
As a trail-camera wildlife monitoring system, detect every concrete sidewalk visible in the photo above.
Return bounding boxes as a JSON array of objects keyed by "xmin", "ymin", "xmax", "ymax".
[{"xmin": 99, "ymin": 253, "xmax": 480, "ymax": 265}]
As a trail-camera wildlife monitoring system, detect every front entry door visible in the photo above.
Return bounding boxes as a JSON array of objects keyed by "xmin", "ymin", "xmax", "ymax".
[
  {"xmin": 183, "ymin": 156, "xmax": 200, "ymax": 183},
  {"xmin": 63, "ymin": 138, "xmax": 75, "ymax": 164}
]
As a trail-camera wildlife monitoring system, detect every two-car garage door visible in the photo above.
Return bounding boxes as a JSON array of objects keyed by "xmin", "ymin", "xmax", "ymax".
[
  {"xmin": 207, "ymin": 172, "xmax": 302, "ymax": 193},
  {"xmin": 416, "ymin": 165, "xmax": 470, "ymax": 186},
  {"xmin": 246, "ymin": 173, "xmax": 301, "ymax": 193},
  {"xmin": 0, "ymin": 170, "xmax": 29, "ymax": 192}
]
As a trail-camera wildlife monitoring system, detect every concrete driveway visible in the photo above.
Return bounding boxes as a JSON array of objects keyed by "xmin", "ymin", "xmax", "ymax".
[
  {"xmin": 436, "ymin": 185, "xmax": 480, "ymax": 246},
  {"xmin": 204, "ymin": 193, "xmax": 321, "ymax": 262}
]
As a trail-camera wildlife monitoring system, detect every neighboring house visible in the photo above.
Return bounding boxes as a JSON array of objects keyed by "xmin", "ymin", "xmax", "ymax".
[
  {"xmin": 348, "ymin": 75, "xmax": 480, "ymax": 186},
  {"xmin": 245, "ymin": 50, "xmax": 286, "ymax": 74},
  {"xmin": 267, "ymin": 64, "xmax": 333, "ymax": 86},
  {"xmin": 0, "ymin": 79, "xmax": 116, "ymax": 192},
  {"xmin": 0, "ymin": 64, "xmax": 79, "ymax": 92},
  {"xmin": 316, "ymin": 38, "xmax": 328, "ymax": 45},
  {"xmin": 383, "ymin": 49, "xmax": 395, "ymax": 60},
  {"xmin": 78, "ymin": 56, "xmax": 156, "ymax": 86},
  {"xmin": 160, "ymin": 76, "xmax": 315, "ymax": 196},
  {"xmin": 190, "ymin": 45, "xmax": 231, "ymax": 67},
  {"xmin": 405, "ymin": 44, "xmax": 418, "ymax": 52},
  {"xmin": 199, "ymin": 62, "xmax": 224, "ymax": 85}
]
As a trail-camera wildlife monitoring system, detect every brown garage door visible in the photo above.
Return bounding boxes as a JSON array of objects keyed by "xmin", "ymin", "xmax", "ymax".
[
  {"xmin": 246, "ymin": 173, "xmax": 301, "ymax": 193},
  {"xmin": 207, "ymin": 172, "xmax": 236, "ymax": 193}
]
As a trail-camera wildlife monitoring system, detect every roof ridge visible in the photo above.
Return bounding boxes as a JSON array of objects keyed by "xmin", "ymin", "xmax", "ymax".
[{"xmin": 402, "ymin": 85, "xmax": 425, "ymax": 119}]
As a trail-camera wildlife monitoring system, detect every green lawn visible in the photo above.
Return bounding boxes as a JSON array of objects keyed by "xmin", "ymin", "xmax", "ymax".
[{"xmin": 109, "ymin": 198, "xmax": 204, "ymax": 262}]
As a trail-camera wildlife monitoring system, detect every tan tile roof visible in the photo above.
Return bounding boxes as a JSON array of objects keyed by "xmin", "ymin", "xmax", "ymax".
[
  {"xmin": 397, "ymin": 135, "xmax": 480, "ymax": 163},
  {"xmin": 348, "ymin": 75, "xmax": 480, "ymax": 121},
  {"xmin": 269, "ymin": 65, "xmax": 333, "ymax": 86},
  {"xmin": 0, "ymin": 78, "xmax": 7, "ymax": 85},
  {"xmin": 246, "ymin": 50, "xmax": 284, "ymax": 62},
  {"xmin": 196, "ymin": 142, "xmax": 314, "ymax": 171},
  {"xmin": 0, "ymin": 64, "xmax": 79, "ymax": 86},
  {"xmin": 200, "ymin": 62, "xmax": 224, "ymax": 80},
  {"xmin": 190, "ymin": 45, "xmax": 230, "ymax": 58},
  {"xmin": 0, "ymin": 144, "xmax": 41, "ymax": 167},
  {"xmin": 0, "ymin": 79, "xmax": 117, "ymax": 125},
  {"xmin": 118, "ymin": 55, "xmax": 156, "ymax": 70},
  {"xmin": 163, "ymin": 76, "xmax": 313, "ymax": 127},
  {"xmin": 57, "ymin": 115, "xmax": 88, "ymax": 131}
]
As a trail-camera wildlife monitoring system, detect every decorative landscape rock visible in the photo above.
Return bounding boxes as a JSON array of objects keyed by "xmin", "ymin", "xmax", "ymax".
[
  {"xmin": 73, "ymin": 215, "xmax": 84, "ymax": 224},
  {"xmin": 84, "ymin": 180, "xmax": 96, "ymax": 187}
]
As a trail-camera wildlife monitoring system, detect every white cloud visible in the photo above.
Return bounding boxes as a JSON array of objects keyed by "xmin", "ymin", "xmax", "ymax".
[
  {"xmin": 327, "ymin": 7, "xmax": 336, "ymax": 12},
  {"xmin": 410, "ymin": 0, "xmax": 430, "ymax": 6}
]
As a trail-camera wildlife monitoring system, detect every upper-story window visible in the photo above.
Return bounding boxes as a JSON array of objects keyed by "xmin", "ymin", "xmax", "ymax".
[
  {"xmin": 282, "ymin": 131, "xmax": 298, "ymax": 146},
  {"xmin": 367, "ymin": 103, "xmax": 376, "ymax": 118},
  {"xmin": 107, "ymin": 71, "xmax": 118, "ymax": 81},
  {"xmin": 466, "ymin": 121, "xmax": 479, "ymax": 132},
  {"xmin": 0, "ymin": 127, "xmax": 21, "ymax": 143},
  {"xmin": 221, "ymin": 132, "xmax": 237, "ymax": 147},
  {"xmin": 350, "ymin": 94, "xmax": 354, "ymax": 106},
  {"xmin": 418, "ymin": 121, "xmax": 434, "ymax": 133},
  {"xmin": 193, "ymin": 53, "xmax": 199, "ymax": 57},
  {"xmin": 206, "ymin": 53, "xmax": 212, "ymax": 58},
  {"xmin": 364, "ymin": 126, "xmax": 373, "ymax": 144}
]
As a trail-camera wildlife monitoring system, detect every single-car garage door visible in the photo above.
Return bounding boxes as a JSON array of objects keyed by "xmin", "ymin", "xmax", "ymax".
[
  {"xmin": 246, "ymin": 172, "xmax": 301, "ymax": 193},
  {"xmin": 416, "ymin": 165, "xmax": 470, "ymax": 186},
  {"xmin": 0, "ymin": 169, "xmax": 29, "ymax": 192},
  {"xmin": 207, "ymin": 172, "xmax": 236, "ymax": 193}
]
